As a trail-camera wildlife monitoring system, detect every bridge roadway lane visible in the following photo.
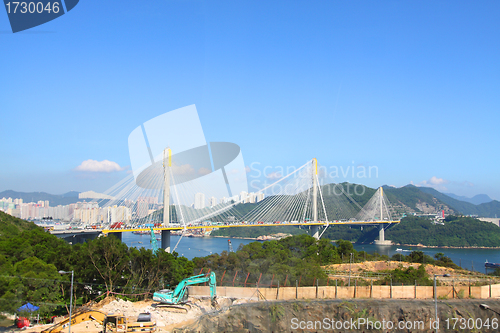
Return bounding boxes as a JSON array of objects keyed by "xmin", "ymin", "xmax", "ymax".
[
  {"xmin": 48, "ymin": 220, "xmax": 400, "ymax": 236},
  {"xmin": 102, "ymin": 220, "xmax": 400, "ymax": 233},
  {"xmin": 49, "ymin": 220, "xmax": 399, "ymax": 244}
]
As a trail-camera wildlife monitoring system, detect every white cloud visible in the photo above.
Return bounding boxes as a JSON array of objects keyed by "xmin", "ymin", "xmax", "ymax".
[
  {"xmin": 198, "ymin": 167, "xmax": 211, "ymax": 176},
  {"xmin": 416, "ymin": 176, "xmax": 449, "ymax": 191},
  {"xmin": 266, "ymin": 171, "xmax": 282, "ymax": 180},
  {"xmin": 75, "ymin": 160, "xmax": 125, "ymax": 173},
  {"xmin": 171, "ymin": 164, "xmax": 196, "ymax": 176},
  {"xmin": 428, "ymin": 176, "xmax": 448, "ymax": 185}
]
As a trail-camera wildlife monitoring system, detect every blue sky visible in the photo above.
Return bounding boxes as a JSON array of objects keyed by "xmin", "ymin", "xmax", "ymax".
[{"xmin": 1, "ymin": 1, "xmax": 499, "ymax": 200}]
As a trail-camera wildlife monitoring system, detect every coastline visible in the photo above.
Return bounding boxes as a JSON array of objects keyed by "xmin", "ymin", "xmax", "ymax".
[
  {"xmin": 395, "ymin": 243, "xmax": 500, "ymax": 250},
  {"xmin": 211, "ymin": 235, "xmax": 260, "ymax": 241},
  {"xmin": 210, "ymin": 236, "xmax": 500, "ymax": 249}
]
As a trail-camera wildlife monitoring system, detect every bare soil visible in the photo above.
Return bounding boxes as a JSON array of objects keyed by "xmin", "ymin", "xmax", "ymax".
[
  {"xmin": 7, "ymin": 296, "xmax": 246, "ymax": 333},
  {"xmin": 323, "ymin": 260, "xmax": 500, "ymax": 285}
]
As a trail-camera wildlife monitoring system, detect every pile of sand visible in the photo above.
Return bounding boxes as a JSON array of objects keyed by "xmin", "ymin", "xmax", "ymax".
[{"xmin": 19, "ymin": 296, "xmax": 236, "ymax": 333}]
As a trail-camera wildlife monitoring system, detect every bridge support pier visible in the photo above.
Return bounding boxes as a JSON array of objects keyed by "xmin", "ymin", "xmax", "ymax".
[
  {"xmin": 110, "ymin": 232, "xmax": 123, "ymax": 242},
  {"xmin": 162, "ymin": 148, "xmax": 172, "ymax": 253},
  {"xmin": 374, "ymin": 224, "xmax": 392, "ymax": 245},
  {"xmin": 311, "ymin": 225, "xmax": 320, "ymax": 240},
  {"xmin": 161, "ymin": 230, "xmax": 171, "ymax": 253},
  {"xmin": 312, "ymin": 158, "xmax": 320, "ymax": 240}
]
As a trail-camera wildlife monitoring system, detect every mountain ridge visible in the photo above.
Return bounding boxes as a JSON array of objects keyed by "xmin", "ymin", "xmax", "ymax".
[
  {"xmin": 2, "ymin": 185, "xmax": 500, "ymax": 218},
  {"xmin": 444, "ymin": 192, "xmax": 492, "ymax": 205},
  {"xmin": 0, "ymin": 190, "xmax": 82, "ymax": 206}
]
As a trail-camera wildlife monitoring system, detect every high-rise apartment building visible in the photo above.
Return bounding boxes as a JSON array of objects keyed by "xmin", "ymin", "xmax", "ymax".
[
  {"xmin": 194, "ymin": 193, "xmax": 205, "ymax": 209},
  {"xmin": 137, "ymin": 200, "xmax": 149, "ymax": 218}
]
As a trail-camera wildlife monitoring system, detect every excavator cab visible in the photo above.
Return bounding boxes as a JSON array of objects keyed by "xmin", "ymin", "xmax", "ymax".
[
  {"xmin": 153, "ymin": 272, "xmax": 217, "ymax": 312},
  {"xmin": 103, "ymin": 315, "xmax": 127, "ymax": 333}
]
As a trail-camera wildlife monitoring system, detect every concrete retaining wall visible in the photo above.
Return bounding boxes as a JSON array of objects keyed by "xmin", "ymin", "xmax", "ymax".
[{"xmin": 188, "ymin": 283, "xmax": 500, "ymax": 300}]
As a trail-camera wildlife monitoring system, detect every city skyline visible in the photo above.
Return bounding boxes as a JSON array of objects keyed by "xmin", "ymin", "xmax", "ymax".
[
  {"xmin": 192, "ymin": 191, "xmax": 266, "ymax": 209},
  {"xmin": 1, "ymin": 1, "xmax": 499, "ymax": 200}
]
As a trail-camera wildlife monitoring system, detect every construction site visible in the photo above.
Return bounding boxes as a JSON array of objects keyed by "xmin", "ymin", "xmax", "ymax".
[{"xmin": 1, "ymin": 261, "xmax": 499, "ymax": 333}]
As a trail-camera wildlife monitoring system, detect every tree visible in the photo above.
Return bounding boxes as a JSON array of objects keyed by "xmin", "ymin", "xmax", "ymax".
[
  {"xmin": 11, "ymin": 257, "xmax": 62, "ymax": 315},
  {"xmin": 336, "ymin": 239, "xmax": 355, "ymax": 257},
  {"xmin": 86, "ymin": 236, "xmax": 130, "ymax": 294}
]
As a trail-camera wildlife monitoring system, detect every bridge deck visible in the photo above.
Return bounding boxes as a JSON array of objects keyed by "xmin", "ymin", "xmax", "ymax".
[{"xmin": 102, "ymin": 220, "xmax": 400, "ymax": 233}]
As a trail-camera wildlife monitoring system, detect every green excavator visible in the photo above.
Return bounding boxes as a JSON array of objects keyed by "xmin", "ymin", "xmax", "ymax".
[{"xmin": 153, "ymin": 272, "xmax": 218, "ymax": 312}]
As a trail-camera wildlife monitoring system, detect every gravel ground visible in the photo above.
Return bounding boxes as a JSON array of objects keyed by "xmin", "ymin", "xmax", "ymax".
[{"xmin": 7, "ymin": 296, "xmax": 247, "ymax": 333}]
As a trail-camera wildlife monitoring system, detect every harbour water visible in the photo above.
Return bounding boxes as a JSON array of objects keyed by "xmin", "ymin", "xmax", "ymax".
[
  {"xmin": 123, "ymin": 233, "xmax": 500, "ymax": 274},
  {"xmin": 122, "ymin": 232, "xmax": 258, "ymax": 259}
]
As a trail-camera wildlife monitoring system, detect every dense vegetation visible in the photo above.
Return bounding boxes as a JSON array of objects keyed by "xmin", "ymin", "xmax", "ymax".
[
  {"xmin": 0, "ymin": 210, "xmax": 468, "ymax": 322},
  {"xmin": 387, "ymin": 216, "xmax": 500, "ymax": 247},
  {"xmin": 391, "ymin": 250, "xmax": 460, "ymax": 269},
  {"xmin": 0, "ymin": 211, "xmax": 192, "ymax": 317},
  {"xmin": 380, "ymin": 265, "xmax": 433, "ymax": 286},
  {"xmin": 0, "ymin": 212, "xmax": 377, "ymax": 317},
  {"xmin": 211, "ymin": 225, "xmax": 307, "ymax": 238}
]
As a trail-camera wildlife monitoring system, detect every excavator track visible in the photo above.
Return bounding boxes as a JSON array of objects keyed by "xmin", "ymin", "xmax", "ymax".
[{"xmin": 154, "ymin": 303, "xmax": 191, "ymax": 313}]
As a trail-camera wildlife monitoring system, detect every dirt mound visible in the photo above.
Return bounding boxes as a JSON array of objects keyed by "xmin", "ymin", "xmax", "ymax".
[
  {"xmin": 19, "ymin": 296, "xmax": 227, "ymax": 333},
  {"xmin": 89, "ymin": 295, "xmax": 118, "ymax": 308},
  {"xmin": 324, "ymin": 260, "xmax": 478, "ymax": 276},
  {"xmin": 323, "ymin": 261, "xmax": 500, "ymax": 286}
]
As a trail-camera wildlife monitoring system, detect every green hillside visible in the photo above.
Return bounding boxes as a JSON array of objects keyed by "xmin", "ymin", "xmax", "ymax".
[
  {"xmin": 0, "ymin": 211, "xmax": 39, "ymax": 239},
  {"xmin": 475, "ymin": 200, "xmax": 500, "ymax": 218},
  {"xmin": 383, "ymin": 185, "xmax": 454, "ymax": 213},
  {"xmin": 387, "ymin": 216, "xmax": 500, "ymax": 247},
  {"xmin": 418, "ymin": 187, "xmax": 480, "ymax": 214},
  {"xmin": 417, "ymin": 187, "xmax": 500, "ymax": 217}
]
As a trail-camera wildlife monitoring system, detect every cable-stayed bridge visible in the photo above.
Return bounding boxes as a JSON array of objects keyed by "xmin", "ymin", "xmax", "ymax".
[{"xmin": 53, "ymin": 157, "xmax": 400, "ymax": 251}]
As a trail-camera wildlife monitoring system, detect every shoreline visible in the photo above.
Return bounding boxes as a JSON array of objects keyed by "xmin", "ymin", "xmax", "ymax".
[
  {"xmin": 211, "ymin": 235, "xmax": 261, "ymax": 241},
  {"xmin": 395, "ymin": 243, "xmax": 500, "ymax": 250},
  {"xmin": 211, "ymin": 236, "xmax": 500, "ymax": 249}
]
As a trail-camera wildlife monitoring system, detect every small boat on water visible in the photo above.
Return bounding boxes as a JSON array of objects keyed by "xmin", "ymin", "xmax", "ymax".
[
  {"xmin": 396, "ymin": 248, "xmax": 403, "ymax": 252},
  {"xmin": 485, "ymin": 260, "xmax": 500, "ymax": 268}
]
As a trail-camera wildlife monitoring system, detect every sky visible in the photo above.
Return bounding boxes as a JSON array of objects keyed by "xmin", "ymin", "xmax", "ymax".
[{"xmin": 1, "ymin": 1, "xmax": 499, "ymax": 200}]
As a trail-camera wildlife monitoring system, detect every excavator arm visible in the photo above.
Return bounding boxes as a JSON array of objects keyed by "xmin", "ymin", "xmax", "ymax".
[
  {"xmin": 41, "ymin": 310, "xmax": 106, "ymax": 333},
  {"xmin": 153, "ymin": 272, "xmax": 217, "ymax": 305}
]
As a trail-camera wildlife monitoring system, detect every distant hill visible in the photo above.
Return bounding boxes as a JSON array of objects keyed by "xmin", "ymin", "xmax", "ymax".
[
  {"xmin": 418, "ymin": 187, "xmax": 479, "ymax": 214},
  {"xmin": 444, "ymin": 192, "xmax": 492, "ymax": 205},
  {"xmin": 418, "ymin": 187, "xmax": 500, "ymax": 217},
  {"xmin": 382, "ymin": 185, "xmax": 456, "ymax": 216},
  {"xmin": 0, "ymin": 190, "xmax": 82, "ymax": 206},
  {"xmin": 61, "ymin": 191, "xmax": 80, "ymax": 198}
]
